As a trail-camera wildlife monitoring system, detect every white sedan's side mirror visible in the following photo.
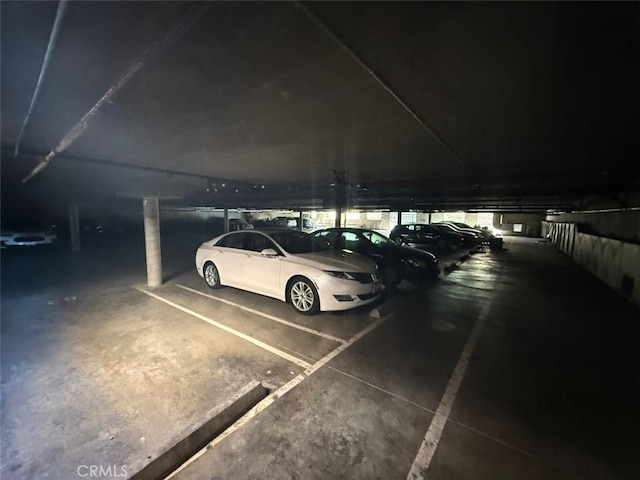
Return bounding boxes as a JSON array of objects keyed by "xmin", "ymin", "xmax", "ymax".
[{"xmin": 261, "ymin": 248, "xmax": 279, "ymax": 258}]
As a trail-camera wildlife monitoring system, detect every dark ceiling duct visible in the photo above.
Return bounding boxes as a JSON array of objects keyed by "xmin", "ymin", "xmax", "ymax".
[
  {"xmin": 21, "ymin": 2, "xmax": 211, "ymax": 184},
  {"xmin": 14, "ymin": 0, "xmax": 68, "ymax": 157}
]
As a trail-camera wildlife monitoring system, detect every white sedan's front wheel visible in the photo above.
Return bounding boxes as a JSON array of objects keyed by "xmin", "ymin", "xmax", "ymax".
[{"xmin": 289, "ymin": 277, "xmax": 320, "ymax": 315}]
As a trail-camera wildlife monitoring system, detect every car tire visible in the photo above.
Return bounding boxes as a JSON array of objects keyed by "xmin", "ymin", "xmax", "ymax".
[
  {"xmin": 203, "ymin": 261, "xmax": 222, "ymax": 289},
  {"xmin": 383, "ymin": 267, "xmax": 401, "ymax": 288},
  {"xmin": 394, "ymin": 237, "xmax": 404, "ymax": 246},
  {"xmin": 288, "ymin": 277, "xmax": 320, "ymax": 315}
]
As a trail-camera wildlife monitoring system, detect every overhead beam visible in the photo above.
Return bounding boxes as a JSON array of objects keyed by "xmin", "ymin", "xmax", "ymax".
[
  {"xmin": 295, "ymin": 2, "xmax": 476, "ymax": 179},
  {"xmin": 21, "ymin": 3, "xmax": 211, "ymax": 183}
]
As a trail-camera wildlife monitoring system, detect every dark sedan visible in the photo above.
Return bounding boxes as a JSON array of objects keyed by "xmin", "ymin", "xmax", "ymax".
[
  {"xmin": 434, "ymin": 221, "xmax": 486, "ymax": 239},
  {"xmin": 389, "ymin": 223, "xmax": 464, "ymax": 250},
  {"xmin": 312, "ymin": 227, "xmax": 440, "ymax": 286},
  {"xmin": 436, "ymin": 221, "xmax": 501, "ymax": 246},
  {"xmin": 429, "ymin": 223, "xmax": 479, "ymax": 246}
]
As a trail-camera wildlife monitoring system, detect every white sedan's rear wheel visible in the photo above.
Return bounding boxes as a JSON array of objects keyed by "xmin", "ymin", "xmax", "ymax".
[
  {"xmin": 289, "ymin": 277, "xmax": 320, "ymax": 315},
  {"xmin": 203, "ymin": 262, "xmax": 222, "ymax": 289}
]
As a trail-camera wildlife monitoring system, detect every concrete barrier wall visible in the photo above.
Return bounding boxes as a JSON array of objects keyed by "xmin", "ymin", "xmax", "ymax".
[
  {"xmin": 620, "ymin": 242, "xmax": 640, "ymax": 308},
  {"xmin": 547, "ymin": 222, "xmax": 640, "ymax": 309},
  {"xmin": 545, "ymin": 222, "xmax": 576, "ymax": 257},
  {"xmin": 547, "ymin": 207, "xmax": 640, "ymax": 245}
]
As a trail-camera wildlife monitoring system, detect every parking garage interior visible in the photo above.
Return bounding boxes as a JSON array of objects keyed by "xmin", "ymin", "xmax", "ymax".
[{"xmin": 1, "ymin": 2, "xmax": 639, "ymax": 479}]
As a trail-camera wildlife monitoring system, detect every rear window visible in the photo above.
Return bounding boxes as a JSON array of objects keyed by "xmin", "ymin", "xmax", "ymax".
[{"xmin": 215, "ymin": 232, "xmax": 247, "ymax": 249}]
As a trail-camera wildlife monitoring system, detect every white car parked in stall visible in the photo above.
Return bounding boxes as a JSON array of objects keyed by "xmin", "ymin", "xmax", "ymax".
[
  {"xmin": 195, "ymin": 228, "xmax": 383, "ymax": 314},
  {"xmin": 0, "ymin": 224, "xmax": 57, "ymax": 248}
]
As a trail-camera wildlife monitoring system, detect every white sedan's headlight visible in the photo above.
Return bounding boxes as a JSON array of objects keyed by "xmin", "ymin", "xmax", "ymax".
[{"xmin": 323, "ymin": 270, "xmax": 357, "ymax": 281}]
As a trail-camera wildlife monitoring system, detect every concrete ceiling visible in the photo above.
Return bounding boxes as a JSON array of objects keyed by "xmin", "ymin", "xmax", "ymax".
[{"xmin": 1, "ymin": 1, "xmax": 638, "ymax": 212}]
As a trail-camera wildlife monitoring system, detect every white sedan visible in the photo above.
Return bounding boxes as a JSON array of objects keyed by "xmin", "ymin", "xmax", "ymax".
[
  {"xmin": 0, "ymin": 225, "xmax": 57, "ymax": 248},
  {"xmin": 195, "ymin": 228, "xmax": 383, "ymax": 314}
]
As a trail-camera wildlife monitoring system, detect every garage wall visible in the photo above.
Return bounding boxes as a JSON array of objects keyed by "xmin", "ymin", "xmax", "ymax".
[
  {"xmin": 547, "ymin": 222, "xmax": 577, "ymax": 256},
  {"xmin": 543, "ymin": 221, "xmax": 640, "ymax": 309},
  {"xmin": 546, "ymin": 205, "xmax": 640, "ymax": 244},
  {"xmin": 497, "ymin": 213, "xmax": 545, "ymax": 236}
]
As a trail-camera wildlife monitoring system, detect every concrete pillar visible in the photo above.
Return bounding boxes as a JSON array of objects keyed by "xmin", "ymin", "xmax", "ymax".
[
  {"xmin": 143, "ymin": 197, "xmax": 162, "ymax": 287},
  {"xmin": 335, "ymin": 208, "xmax": 342, "ymax": 228},
  {"xmin": 224, "ymin": 208, "xmax": 229, "ymax": 233},
  {"xmin": 299, "ymin": 211, "xmax": 304, "ymax": 231},
  {"xmin": 68, "ymin": 203, "xmax": 81, "ymax": 252}
]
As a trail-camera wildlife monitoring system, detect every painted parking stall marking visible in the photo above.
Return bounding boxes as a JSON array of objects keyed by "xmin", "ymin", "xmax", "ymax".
[
  {"xmin": 406, "ymin": 294, "xmax": 495, "ymax": 480},
  {"xmin": 137, "ymin": 281, "xmax": 409, "ymax": 480},
  {"xmin": 135, "ymin": 287, "xmax": 312, "ymax": 369},
  {"xmin": 166, "ymin": 314, "xmax": 391, "ymax": 480},
  {"xmin": 176, "ymin": 284, "xmax": 346, "ymax": 344}
]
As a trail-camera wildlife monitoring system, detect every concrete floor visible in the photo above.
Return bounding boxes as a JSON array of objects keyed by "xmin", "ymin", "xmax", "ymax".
[{"xmin": 1, "ymin": 234, "xmax": 638, "ymax": 479}]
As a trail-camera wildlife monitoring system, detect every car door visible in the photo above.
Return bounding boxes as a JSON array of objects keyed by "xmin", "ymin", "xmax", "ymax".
[
  {"xmin": 354, "ymin": 230, "xmax": 390, "ymax": 273},
  {"xmin": 340, "ymin": 231, "xmax": 367, "ymax": 254},
  {"xmin": 240, "ymin": 232, "xmax": 283, "ymax": 298},
  {"xmin": 358, "ymin": 231, "xmax": 386, "ymax": 258},
  {"xmin": 313, "ymin": 229, "xmax": 339, "ymax": 249},
  {"xmin": 213, "ymin": 232, "xmax": 249, "ymax": 287},
  {"xmin": 403, "ymin": 224, "xmax": 417, "ymax": 243},
  {"xmin": 415, "ymin": 225, "xmax": 437, "ymax": 244}
]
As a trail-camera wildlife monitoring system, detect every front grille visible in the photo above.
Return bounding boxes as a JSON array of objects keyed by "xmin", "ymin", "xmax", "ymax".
[
  {"xmin": 349, "ymin": 272, "xmax": 375, "ymax": 284},
  {"xmin": 15, "ymin": 236, "xmax": 44, "ymax": 242}
]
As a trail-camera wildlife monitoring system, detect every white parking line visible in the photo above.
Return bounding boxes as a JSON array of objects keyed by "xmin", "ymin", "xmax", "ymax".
[
  {"xmin": 327, "ymin": 365, "xmax": 436, "ymax": 414},
  {"xmin": 406, "ymin": 298, "xmax": 494, "ymax": 480},
  {"xmin": 135, "ymin": 287, "xmax": 311, "ymax": 369},
  {"xmin": 165, "ymin": 310, "xmax": 392, "ymax": 480},
  {"xmin": 176, "ymin": 284, "xmax": 347, "ymax": 344}
]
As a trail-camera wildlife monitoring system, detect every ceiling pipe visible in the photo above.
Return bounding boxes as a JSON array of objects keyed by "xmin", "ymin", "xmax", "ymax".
[
  {"xmin": 294, "ymin": 2, "xmax": 477, "ymax": 179},
  {"xmin": 12, "ymin": 147, "xmax": 250, "ymax": 186},
  {"xmin": 14, "ymin": 0, "xmax": 69, "ymax": 157},
  {"xmin": 21, "ymin": 2, "xmax": 211, "ymax": 184}
]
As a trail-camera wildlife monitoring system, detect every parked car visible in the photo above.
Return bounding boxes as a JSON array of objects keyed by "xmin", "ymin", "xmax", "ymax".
[
  {"xmin": 443, "ymin": 221, "xmax": 480, "ymax": 232},
  {"xmin": 256, "ymin": 217, "xmax": 316, "ymax": 231},
  {"xmin": 270, "ymin": 216, "xmax": 298, "ymax": 228},
  {"xmin": 429, "ymin": 223, "xmax": 479, "ymax": 246},
  {"xmin": 389, "ymin": 223, "xmax": 464, "ymax": 250},
  {"xmin": 439, "ymin": 221, "xmax": 502, "ymax": 245},
  {"xmin": 435, "ymin": 221, "xmax": 486, "ymax": 238},
  {"xmin": 296, "ymin": 217, "xmax": 317, "ymax": 231},
  {"xmin": 0, "ymin": 222, "xmax": 57, "ymax": 248},
  {"xmin": 311, "ymin": 227, "xmax": 440, "ymax": 286},
  {"xmin": 229, "ymin": 218, "xmax": 254, "ymax": 231},
  {"xmin": 206, "ymin": 217, "xmax": 254, "ymax": 233},
  {"xmin": 195, "ymin": 228, "xmax": 382, "ymax": 315}
]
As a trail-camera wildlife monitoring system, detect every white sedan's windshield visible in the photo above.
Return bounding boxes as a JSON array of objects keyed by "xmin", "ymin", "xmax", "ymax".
[{"xmin": 269, "ymin": 230, "xmax": 331, "ymax": 254}]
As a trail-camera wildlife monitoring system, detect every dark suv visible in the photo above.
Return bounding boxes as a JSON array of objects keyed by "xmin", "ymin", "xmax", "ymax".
[{"xmin": 389, "ymin": 224, "xmax": 464, "ymax": 250}]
